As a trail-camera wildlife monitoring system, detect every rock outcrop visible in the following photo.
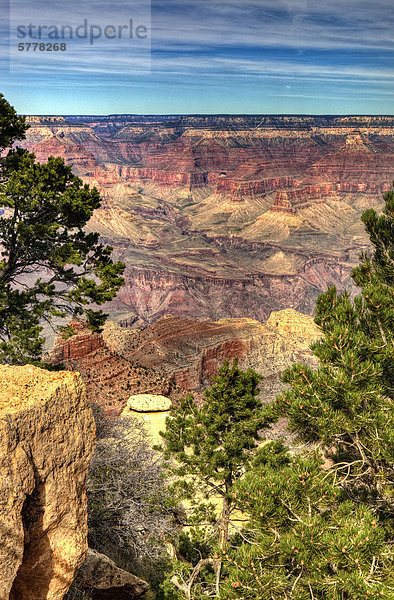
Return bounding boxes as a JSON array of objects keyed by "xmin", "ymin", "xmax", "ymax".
[
  {"xmin": 0, "ymin": 365, "xmax": 95, "ymax": 600},
  {"xmin": 122, "ymin": 395, "xmax": 173, "ymax": 444},
  {"xmin": 47, "ymin": 309, "xmax": 320, "ymax": 415},
  {"xmin": 104, "ymin": 312, "xmax": 321, "ymax": 390},
  {"xmin": 126, "ymin": 394, "xmax": 172, "ymax": 413},
  {"xmin": 47, "ymin": 326, "xmax": 174, "ymax": 417},
  {"xmin": 266, "ymin": 308, "xmax": 320, "ymax": 348},
  {"xmin": 74, "ymin": 549, "xmax": 149, "ymax": 600},
  {"xmin": 48, "ymin": 320, "xmax": 105, "ymax": 364}
]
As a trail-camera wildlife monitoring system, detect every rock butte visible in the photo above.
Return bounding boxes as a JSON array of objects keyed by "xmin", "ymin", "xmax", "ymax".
[
  {"xmin": 22, "ymin": 114, "xmax": 394, "ymax": 323},
  {"xmin": 103, "ymin": 311, "xmax": 321, "ymax": 391},
  {"xmin": 47, "ymin": 321, "xmax": 174, "ymax": 417},
  {"xmin": 47, "ymin": 309, "xmax": 320, "ymax": 416},
  {"xmin": 0, "ymin": 365, "xmax": 95, "ymax": 600},
  {"xmin": 266, "ymin": 308, "xmax": 321, "ymax": 343}
]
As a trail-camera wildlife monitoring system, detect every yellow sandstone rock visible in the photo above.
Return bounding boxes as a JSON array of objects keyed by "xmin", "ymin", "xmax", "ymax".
[
  {"xmin": 126, "ymin": 394, "xmax": 172, "ymax": 413},
  {"xmin": 0, "ymin": 364, "xmax": 96, "ymax": 600},
  {"xmin": 267, "ymin": 308, "xmax": 320, "ymax": 349}
]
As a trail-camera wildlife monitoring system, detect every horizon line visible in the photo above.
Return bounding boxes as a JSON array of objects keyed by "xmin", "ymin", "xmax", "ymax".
[{"xmin": 25, "ymin": 112, "xmax": 394, "ymax": 117}]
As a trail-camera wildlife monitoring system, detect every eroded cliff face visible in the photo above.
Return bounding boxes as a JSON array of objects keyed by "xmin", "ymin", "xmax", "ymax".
[
  {"xmin": 48, "ymin": 320, "xmax": 105, "ymax": 364},
  {"xmin": 103, "ymin": 311, "xmax": 320, "ymax": 390},
  {"xmin": 47, "ymin": 310, "xmax": 320, "ymax": 415},
  {"xmin": 0, "ymin": 365, "xmax": 96, "ymax": 600},
  {"xmin": 22, "ymin": 115, "xmax": 394, "ymax": 323}
]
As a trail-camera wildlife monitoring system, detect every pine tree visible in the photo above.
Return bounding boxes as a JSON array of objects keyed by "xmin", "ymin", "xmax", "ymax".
[
  {"xmin": 218, "ymin": 190, "xmax": 392, "ymax": 598},
  {"xmin": 273, "ymin": 188, "xmax": 394, "ymax": 512},
  {"xmin": 223, "ymin": 442, "xmax": 392, "ymax": 600},
  {"xmin": 0, "ymin": 94, "xmax": 125, "ymax": 364},
  {"xmin": 162, "ymin": 191, "xmax": 394, "ymax": 599},
  {"xmin": 0, "ymin": 94, "xmax": 26, "ymax": 149},
  {"xmin": 159, "ymin": 360, "xmax": 267, "ymax": 598}
]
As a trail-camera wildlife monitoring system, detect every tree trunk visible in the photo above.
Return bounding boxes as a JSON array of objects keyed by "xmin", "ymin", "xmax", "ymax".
[
  {"xmin": 215, "ymin": 478, "xmax": 232, "ymax": 596},
  {"xmin": 218, "ymin": 492, "xmax": 231, "ymax": 553}
]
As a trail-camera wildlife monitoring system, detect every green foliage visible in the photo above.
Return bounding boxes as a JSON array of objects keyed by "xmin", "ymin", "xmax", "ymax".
[
  {"xmin": 60, "ymin": 324, "xmax": 77, "ymax": 339},
  {"xmin": 160, "ymin": 360, "xmax": 268, "ymax": 598},
  {"xmin": 0, "ymin": 96, "xmax": 125, "ymax": 364},
  {"xmin": 160, "ymin": 191, "xmax": 393, "ymax": 599},
  {"xmin": 161, "ymin": 360, "xmax": 265, "ymax": 498},
  {"xmin": 0, "ymin": 93, "xmax": 27, "ymax": 149},
  {"xmin": 272, "ymin": 188, "xmax": 394, "ymax": 512},
  {"xmin": 222, "ymin": 443, "xmax": 393, "ymax": 600}
]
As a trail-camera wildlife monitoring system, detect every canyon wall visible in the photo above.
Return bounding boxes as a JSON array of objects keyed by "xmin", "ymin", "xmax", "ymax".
[
  {"xmin": 22, "ymin": 115, "xmax": 394, "ymax": 323},
  {"xmin": 103, "ymin": 310, "xmax": 320, "ymax": 390},
  {"xmin": 0, "ymin": 365, "xmax": 95, "ymax": 600},
  {"xmin": 47, "ymin": 310, "xmax": 320, "ymax": 415},
  {"xmin": 48, "ymin": 320, "xmax": 105, "ymax": 365}
]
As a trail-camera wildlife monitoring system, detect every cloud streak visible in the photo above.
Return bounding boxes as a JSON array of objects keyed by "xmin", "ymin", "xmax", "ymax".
[
  {"xmin": 152, "ymin": 0, "xmax": 394, "ymax": 51},
  {"xmin": 1, "ymin": 0, "xmax": 393, "ymax": 114}
]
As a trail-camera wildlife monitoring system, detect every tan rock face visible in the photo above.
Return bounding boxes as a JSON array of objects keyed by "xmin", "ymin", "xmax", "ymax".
[
  {"xmin": 266, "ymin": 308, "xmax": 320, "ymax": 348},
  {"xmin": 0, "ymin": 365, "xmax": 96, "ymax": 600}
]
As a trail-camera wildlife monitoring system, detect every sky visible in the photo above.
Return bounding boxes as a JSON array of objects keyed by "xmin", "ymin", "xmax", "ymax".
[{"xmin": 0, "ymin": 0, "xmax": 393, "ymax": 115}]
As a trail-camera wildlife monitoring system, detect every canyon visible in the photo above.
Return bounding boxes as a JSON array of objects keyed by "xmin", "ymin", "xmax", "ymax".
[
  {"xmin": 22, "ymin": 114, "xmax": 394, "ymax": 324},
  {"xmin": 5, "ymin": 113, "xmax": 392, "ymax": 599}
]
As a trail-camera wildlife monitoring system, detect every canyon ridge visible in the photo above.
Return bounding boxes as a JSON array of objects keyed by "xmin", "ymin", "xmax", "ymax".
[{"xmin": 23, "ymin": 115, "xmax": 394, "ymax": 324}]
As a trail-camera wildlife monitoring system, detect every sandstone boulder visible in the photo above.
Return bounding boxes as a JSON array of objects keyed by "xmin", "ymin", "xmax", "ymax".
[
  {"xmin": 126, "ymin": 394, "xmax": 172, "ymax": 413},
  {"xmin": 0, "ymin": 364, "xmax": 95, "ymax": 600},
  {"xmin": 122, "ymin": 395, "xmax": 172, "ymax": 445},
  {"xmin": 74, "ymin": 548, "xmax": 150, "ymax": 599}
]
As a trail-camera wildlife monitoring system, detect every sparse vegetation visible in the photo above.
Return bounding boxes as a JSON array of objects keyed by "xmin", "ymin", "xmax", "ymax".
[{"xmin": 87, "ymin": 407, "xmax": 178, "ymax": 591}]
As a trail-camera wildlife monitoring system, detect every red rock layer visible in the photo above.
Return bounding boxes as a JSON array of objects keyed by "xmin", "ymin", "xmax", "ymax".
[
  {"xmin": 48, "ymin": 321, "xmax": 104, "ymax": 363},
  {"xmin": 46, "ymin": 310, "xmax": 319, "ymax": 413},
  {"xmin": 21, "ymin": 115, "xmax": 394, "ymax": 324}
]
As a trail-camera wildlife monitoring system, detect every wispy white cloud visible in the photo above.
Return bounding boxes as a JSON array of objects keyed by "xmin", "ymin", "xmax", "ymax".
[
  {"xmin": 151, "ymin": 0, "xmax": 394, "ymax": 51},
  {"xmin": 1, "ymin": 0, "xmax": 393, "ymax": 114}
]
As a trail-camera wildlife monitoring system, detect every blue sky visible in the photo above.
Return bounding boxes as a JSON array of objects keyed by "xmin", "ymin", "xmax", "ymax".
[{"xmin": 1, "ymin": 0, "xmax": 393, "ymax": 114}]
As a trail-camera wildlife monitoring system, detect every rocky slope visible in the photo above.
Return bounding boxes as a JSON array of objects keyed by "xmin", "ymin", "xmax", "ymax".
[
  {"xmin": 22, "ymin": 114, "xmax": 394, "ymax": 323},
  {"xmin": 104, "ymin": 310, "xmax": 320, "ymax": 390},
  {"xmin": 0, "ymin": 365, "xmax": 95, "ymax": 600},
  {"xmin": 48, "ymin": 322, "xmax": 174, "ymax": 416},
  {"xmin": 47, "ymin": 310, "xmax": 320, "ymax": 415}
]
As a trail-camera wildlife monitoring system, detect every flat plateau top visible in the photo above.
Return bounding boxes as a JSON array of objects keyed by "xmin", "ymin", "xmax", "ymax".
[{"xmin": 0, "ymin": 365, "xmax": 77, "ymax": 413}]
